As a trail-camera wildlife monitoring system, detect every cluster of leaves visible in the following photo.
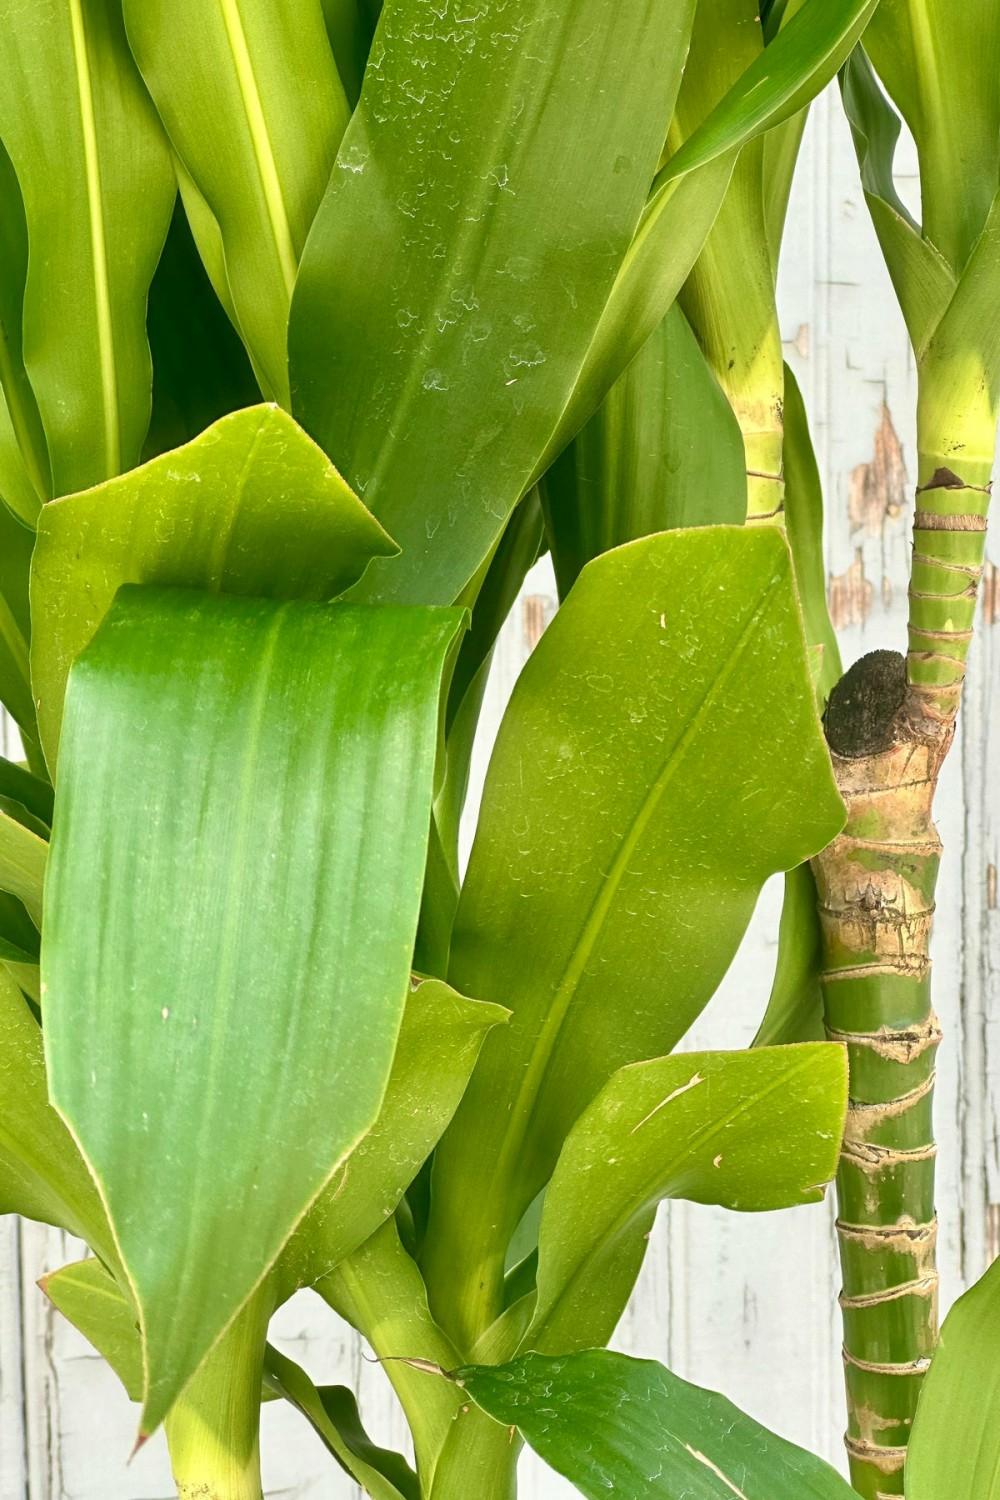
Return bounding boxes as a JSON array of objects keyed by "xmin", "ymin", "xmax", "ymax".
[{"xmin": 0, "ymin": 1, "xmax": 998, "ymax": 1497}]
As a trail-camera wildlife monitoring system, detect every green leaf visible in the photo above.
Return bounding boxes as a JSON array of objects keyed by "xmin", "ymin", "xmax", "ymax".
[
  {"xmin": 0, "ymin": 969, "xmax": 111, "ymax": 1257},
  {"xmin": 267, "ymin": 1353, "xmax": 419, "ymax": 1500},
  {"xmin": 552, "ymin": 0, "xmax": 880, "ymax": 465},
  {"xmin": 30, "ymin": 403, "xmax": 396, "ymax": 768},
  {"xmin": 0, "ymin": 500, "xmax": 35, "ymax": 736},
  {"xmin": 526, "ymin": 1044, "xmax": 847, "ymax": 1353},
  {"xmin": 839, "ymin": 50, "xmax": 956, "ymax": 356},
  {"xmin": 862, "ymin": 0, "xmax": 1000, "ymax": 275},
  {"xmin": 44, "ymin": 1258, "xmax": 416, "ymax": 1499},
  {"xmin": 42, "ymin": 1257, "xmax": 145, "ymax": 1402},
  {"xmin": 321, "ymin": 0, "xmax": 372, "ymax": 108},
  {"xmin": 782, "ymin": 365, "xmax": 842, "ymax": 697},
  {"xmin": 906, "ymin": 1255, "xmax": 1000, "ymax": 1499},
  {"xmin": 666, "ymin": 0, "xmax": 879, "ymax": 187},
  {"xmin": 434, "ymin": 490, "xmax": 545, "ymax": 901},
  {"xmin": 422, "ymin": 527, "xmax": 845, "ymax": 1349},
  {"xmin": 124, "ymin": 0, "xmax": 350, "ymax": 403},
  {"xmin": 753, "ymin": 863, "xmax": 827, "ymax": 1047},
  {"xmin": 290, "ymin": 0, "xmax": 699, "ymax": 606},
  {"xmin": 42, "ymin": 585, "xmax": 464, "ymax": 1435},
  {"xmin": 0, "ymin": 891, "xmax": 40, "ymax": 968},
  {"xmin": 0, "ymin": 137, "xmax": 48, "ymax": 518},
  {"xmin": 280, "ymin": 976, "xmax": 507, "ymax": 1292},
  {"xmin": 0, "ymin": 0, "xmax": 175, "ymax": 495},
  {"xmin": 0, "ymin": 755, "xmax": 53, "ymax": 829},
  {"xmin": 143, "ymin": 202, "xmax": 261, "ymax": 462},
  {"xmin": 0, "ymin": 805, "xmax": 45, "ymax": 928},
  {"xmin": 457, "ymin": 1349, "xmax": 858, "ymax": 1499},
  {"xmin": 540, "ymin": 304, "xmax": 745, "ymax": 600}
]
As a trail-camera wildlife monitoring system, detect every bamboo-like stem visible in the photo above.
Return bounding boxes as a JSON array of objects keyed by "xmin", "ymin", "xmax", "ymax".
[
  {"xmin": 163, "ymin": 1285, "xmax": 272, "ymax": 1500},
  {"xmin": 813, "ymin": 430, "xmax": 993, "ymax": 1498}
]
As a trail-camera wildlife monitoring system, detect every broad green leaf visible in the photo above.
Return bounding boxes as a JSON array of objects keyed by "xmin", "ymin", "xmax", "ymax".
[
  {"xmin": 863, "ymin": 1, "xmax": 1000, "ymax": 275},
  {"xmin": 124, "ymin": 0, "xmax": 350, "ymax": 403},
  {"xmin": 541, "ymin": 305, "xmax": 745, "ymax": 599},
  {"xmin": 0, "ymin": 969, "xmax": 111, "ymax": 1257},
  {"xmin": 280, "ymin": 977, "xmax": 507, "ymax": 1292},
  {"xmin": 0, "ymin": 806, "xmax": 45, "ymax": 928},
  {"xmin": 44, "ymin": 1259, "xmax": 415, "ymax": 1499},
  {"xmin": 906, "ymin": 1256, "xmax": 1000, "ymax": 1499},
  {"xmin": 839, "ymin": 51, "xmax": 956, "ymax": 356},
  {"xmin": 551, "ymin": 0, "xmax": 880, "ymax": 464},
  {"xmin": 0, "ymin": 139, "xmax": 48, "ymax": 519},
  {"xmin": 457, "ymin": 1350, "xmax": 858, "ymax": 1499},
  {"xmin": 30, "ymin": 403, "xmax": 396, "ymax": 767},
  {"xmin": 291, "ymin": 0, "xmax": 699, "ymax": 606},
  {"xmin": 422, "ymin": 528, "xmax": 845, "ymax": 1349},
  {"xmin": 43, "ymin": 586, "xmax": 464, "ymax": 1434},
  {"xmin": 0, "ymin": 0, "xmax": 175, "ymax": 495},
  {"xmin": 143, "ymin": 203, "xmax": 260, "ymax": 462},
  {"xmin": 527, "ymin": 1044, "xmax": 846, "ymax": 1353}
]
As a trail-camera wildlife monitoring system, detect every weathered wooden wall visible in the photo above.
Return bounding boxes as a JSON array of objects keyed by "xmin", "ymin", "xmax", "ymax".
[{"xmin": 2, "ymin": 88, "xmax": 998, "ymax": 1498}]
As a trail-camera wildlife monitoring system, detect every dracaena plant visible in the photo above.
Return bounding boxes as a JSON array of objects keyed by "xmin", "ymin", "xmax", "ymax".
[{"xmin": 0, "ymin": 2, "xmax": 996, "ymax": 1499}]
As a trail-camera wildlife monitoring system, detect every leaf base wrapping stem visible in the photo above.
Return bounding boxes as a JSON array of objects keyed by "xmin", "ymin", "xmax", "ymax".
[{"xmin": 163, "ymin": 1285, "xmax": 272, "ymax": 1500}]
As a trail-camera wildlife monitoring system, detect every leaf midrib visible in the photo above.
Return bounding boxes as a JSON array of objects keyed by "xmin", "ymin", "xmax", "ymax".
[
  {"xmin": 218, "ymin": 0, "xmax": 297, "ymax": 298},
  {"xmin": 68, "ymin": 0, "xmax": 120, "ymax": 478}
]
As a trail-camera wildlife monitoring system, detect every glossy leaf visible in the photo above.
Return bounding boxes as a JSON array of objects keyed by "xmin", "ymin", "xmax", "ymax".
[
  {"xmin": 291, "ymin": 0, "xmax": 698, "ymax": 606},
  {"xmin": 541, "ymin": 304, "xmax": 745, "ymax": 599},
  {"xmin": 457, "ymin": 1350, "xmax": 858, "ymax": 1499},
  {"xmin": 422, "ymin": 527, "xmax": 845, "ymax": 1348},
  {"xmin": 280, "ymin": 976, "xmax": 507, "ymax": 1292},
  {"xmin": 527, "ymin": 1044, "xmax": 847, "ymax": 1352},
  {"xmin": 42, "ymin": 586, "xmax": 464, "ymax": 1434},
  {"xmin": 0, "ymin": 969, "xmax": 111, "ymax": 1257},
  {"xmin": 30, "ymin": 403, "xmax": 396, "ymax": 767},
  {"xmin": 124, "ymin": 0, "xmax": 350, "ymax": 403},
  {"xmin": 554, "ymin": 0, "xmax": 880, "ymax": 462},
  {"xmin": 0, "ymin": 0, "xmax": 175, "ymax": 495},
  {"xmin": 906, "ymin": 1255, "xmax": 1000, "ymax": 1500}
]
